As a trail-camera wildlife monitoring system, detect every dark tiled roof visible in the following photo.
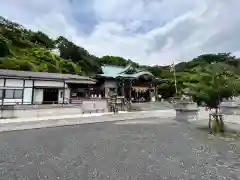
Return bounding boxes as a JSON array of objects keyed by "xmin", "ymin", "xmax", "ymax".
[{"xmin": 0, "ymin": 69, "xmax": 96, "ymax": 82}]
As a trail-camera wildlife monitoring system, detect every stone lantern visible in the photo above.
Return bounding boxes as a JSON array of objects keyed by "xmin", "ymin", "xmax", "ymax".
[{"xmin": 174, "ymin": 88, "xmax": 199, "ymax": 122}]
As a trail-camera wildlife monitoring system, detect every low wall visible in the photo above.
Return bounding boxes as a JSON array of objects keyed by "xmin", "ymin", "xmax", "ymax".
[
  {"xmin": 0, "ymin": 99, "xmax": 108, "ymax": 119},
  {"xmin": 82, "ymin": 99, "xmax": 108, "ymax": 113}
]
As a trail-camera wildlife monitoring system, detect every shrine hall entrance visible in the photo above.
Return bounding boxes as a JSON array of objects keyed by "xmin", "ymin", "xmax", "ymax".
[{"xmin": 132, "ymin": 87, "xmax": 151, "ymax": 102}]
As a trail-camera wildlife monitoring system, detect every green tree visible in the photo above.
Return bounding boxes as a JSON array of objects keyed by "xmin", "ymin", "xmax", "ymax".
[
  {"xmin": 157, "ymin": 81, "xmax": 176, "ymax": 99},
  {"xmin": 0, "ymin": 35, "xmax": 11, "ymax": 57},
  {"xmin": 29, "ymin": 31, "xmax": 54, "ymax": 48},
  {"xmin": 186, "ymin": 63, "xmax": 240, "ymax": 133},
  {"xmin": 55, "ymin": 36, "xmax": 101, "ymax": 75}
]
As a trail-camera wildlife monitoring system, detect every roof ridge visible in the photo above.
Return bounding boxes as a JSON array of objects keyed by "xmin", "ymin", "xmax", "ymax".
[
  {"xmin": 102, "ymin": 64, "xmax": 126, "ymax": 68},
  {"xmin": 0, "ymin": 69, "xmax": 94, "ymax": 81},
  {"xmin": 0, "ymin": 69, "xmax": 77, "ymax": 76}
]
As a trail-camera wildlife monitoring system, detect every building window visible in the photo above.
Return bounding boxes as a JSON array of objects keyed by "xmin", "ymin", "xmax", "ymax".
[
  {"xmin": 4, "ymin": 89, "xmax": 23, "ymax": 99},
  {"xmin": 14, "ymin": 89, "xmax": 23, "ymax": 99},
  {"xmin": 5, "ymin": 89, "xmax": 14, "ymax": 99},
  {"xmin": 0, "ymin": 89, "xmax": 3, "ymax": 99}
]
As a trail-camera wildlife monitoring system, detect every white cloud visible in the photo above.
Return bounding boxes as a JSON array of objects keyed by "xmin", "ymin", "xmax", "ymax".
[{"xmin": 1, "ymin": 0, "xmax": 240, "ymax": 65}]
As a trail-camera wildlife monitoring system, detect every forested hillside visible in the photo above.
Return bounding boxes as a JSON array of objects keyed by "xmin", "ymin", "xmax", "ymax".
[
  {"xmin": 1, "ymin": 16, "xmax": 240, "ymax": 99},
  {"xmin": 0, "ymin": 16, "xmax": 101, "ymax": 76}
]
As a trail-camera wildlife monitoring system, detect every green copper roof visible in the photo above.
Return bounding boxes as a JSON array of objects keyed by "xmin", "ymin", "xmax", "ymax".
[
  {"xmin": 101, "ymin": 65, "xmax": 125, "ymax": 78},
  {"xmin": 99, "ymin": 64, "xmax": 155, "ymax": 79},
  {"xmin": 120, "ymin": 71, "xmax": 154, "ymax": 78}
]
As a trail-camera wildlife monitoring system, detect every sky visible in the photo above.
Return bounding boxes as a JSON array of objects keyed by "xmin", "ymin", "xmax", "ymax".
[{"xmin": 1, "ymin": 0, "xmax": 240, "ymax": 66}]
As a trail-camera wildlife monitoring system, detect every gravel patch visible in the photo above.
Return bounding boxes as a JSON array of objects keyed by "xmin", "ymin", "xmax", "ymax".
[{"xmin": 0, "ymin": 118, "xmax": 239, "ymax": 179}]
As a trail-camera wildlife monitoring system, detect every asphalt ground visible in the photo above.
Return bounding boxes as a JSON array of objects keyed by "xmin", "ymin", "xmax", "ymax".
[{"xmin": 0, "ymin": 117, "xmax": 239, "ymax": 180}]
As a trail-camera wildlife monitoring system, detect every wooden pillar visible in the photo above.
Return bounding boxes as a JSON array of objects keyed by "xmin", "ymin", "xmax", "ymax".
[
  {"xmin": 63, "ymin": 81, "xmax": 66, "ymax": 104},
  {"xmin": 22, "ymin": 79, "xmax": 25, "ymax": 104},
  {"xmin": 31, "ymin": 80, "xmax": 35, "ymax": 104},
  {"xmin": 121, "ymin": 79, "xmax": 125, "ymax": 97},
  {"xmin": 129, "ymin": 79, "xmax": 132, "ymax": 101},
  {"xmin": 2, "ymin": 77, "xmax": 6, "ymax": 106},
  {"xmin": 149, "ymin": 88, "xmax": 152, "ymax": 101},
  {"xmin": 136, "ymin": 91, "xmax": 139, "ymax": 102},
  {"xmin": 155, "ymin": 83, "xmax": 158, "ymax": 99},
  {"xmin": 105, "ymin": 87, "xmax": 109, "ymax": 98}
]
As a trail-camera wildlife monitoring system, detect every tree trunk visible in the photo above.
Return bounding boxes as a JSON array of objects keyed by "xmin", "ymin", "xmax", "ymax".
[
  {"xmin": 212, "ymin": 108, "xmax": 225, "ymax": 133},
  {"xmin": 219, "ymin": 115, "xmax": 225, "ymax": 133}
]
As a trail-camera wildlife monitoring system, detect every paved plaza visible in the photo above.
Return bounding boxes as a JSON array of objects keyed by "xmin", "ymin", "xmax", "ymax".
[{"xmin": 0, "ymin": 117, "xmax": 240, "ymax": 179}]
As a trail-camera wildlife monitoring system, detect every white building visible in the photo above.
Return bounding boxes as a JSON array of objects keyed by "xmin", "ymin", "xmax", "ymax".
[{"xmin": 0, "ymin": 69, "xmax": 96, "ymax": 105}]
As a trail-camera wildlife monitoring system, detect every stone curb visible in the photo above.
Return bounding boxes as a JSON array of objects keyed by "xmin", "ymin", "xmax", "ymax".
[
  {"xmin": 189, "ymin": 118, "xmax": 240, "ymax": 132},
  {"xmin": 0, "ymin": 110, "xmax": 175, "ymax": 132}
]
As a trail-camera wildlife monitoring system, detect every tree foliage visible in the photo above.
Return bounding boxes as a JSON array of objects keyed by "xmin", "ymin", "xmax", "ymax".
[
  {"xmin": 185, "ymin": 63, "xmax": 240, "ymax": 109},
  {"xmin": 29, "ymin": 31, "xmax": 54, "ymax": 48},
  {"xmin": 0, "ymin": 35, "xmax": 11, "ymax": 57},
  {"xmin": 55, "ymin": 36, "xmax": 102, "ymax": 75},
  {"xmin": 0, "ymin": 16, "xmax": 101, "ymax": 75}
]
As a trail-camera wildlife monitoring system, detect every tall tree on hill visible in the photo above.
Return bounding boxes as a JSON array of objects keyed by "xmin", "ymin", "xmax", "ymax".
[
  {"xmin": 55, "ymin": 36, "xmax": 102, "ymax": 75},
  {"xmin": 99, "ymin": 56, "xmax": 140, "ymax": 68},
  {"xmin": 175, "ymin": 53, "xmax": 239, "ymax": 72},
  {"xmin": 29, "ymin": 31, "xmax": 54, "ymax": 49},
  {"xmin": 0, "ymin": 36, "xmax": 11, "ymax": 57},
  {"xmin": 0, "ymin": 16, "xmax": 32, "ymax": 48}
]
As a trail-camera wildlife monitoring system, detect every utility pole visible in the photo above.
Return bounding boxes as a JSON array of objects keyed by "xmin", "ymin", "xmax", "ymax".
[
  {"xmin": 170, "ymin": 61, "xmax": 178, "ymax": 95},
  {"xmin": 173, "ymin": 66, "xmax": 178, "ymax": 94}
]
